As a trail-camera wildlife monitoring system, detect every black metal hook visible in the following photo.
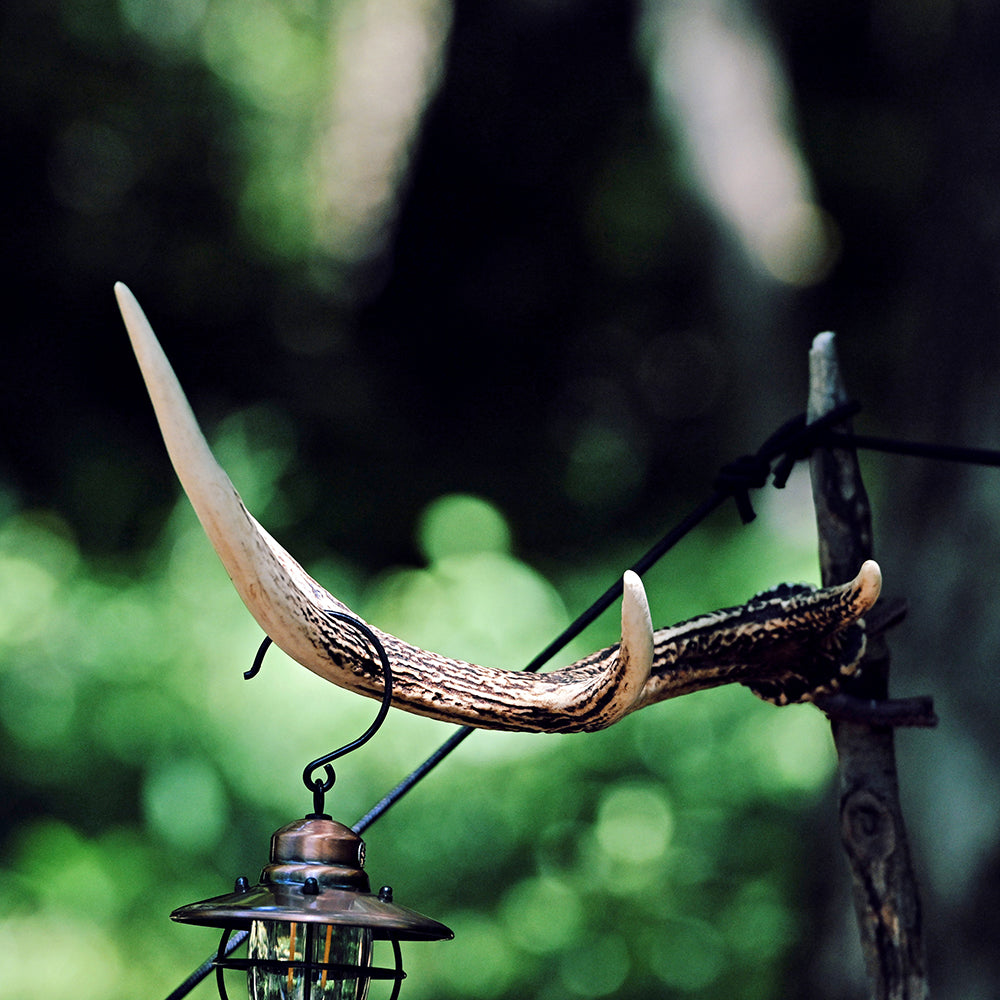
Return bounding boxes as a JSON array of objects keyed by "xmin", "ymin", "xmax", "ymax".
[{"xmin": 244, "ymin": 611, "xmax": 394, "ymax": 818}]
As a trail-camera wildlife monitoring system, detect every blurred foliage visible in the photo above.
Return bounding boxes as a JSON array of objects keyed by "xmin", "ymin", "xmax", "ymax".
[{"xmin": 4, "ymin": 0, "xmax": 1000, "ymax": 996}]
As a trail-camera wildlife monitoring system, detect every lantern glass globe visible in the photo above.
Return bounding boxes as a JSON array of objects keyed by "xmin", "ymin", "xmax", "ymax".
[{"xmin": 247, "ymin": 920, "xmax": 374, "ymax": 1000}]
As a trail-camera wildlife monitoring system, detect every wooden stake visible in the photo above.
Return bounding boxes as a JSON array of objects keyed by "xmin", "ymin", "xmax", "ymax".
[{"xmin": 807, "ymin": 333, "xmax": 929, "ymax": 999}]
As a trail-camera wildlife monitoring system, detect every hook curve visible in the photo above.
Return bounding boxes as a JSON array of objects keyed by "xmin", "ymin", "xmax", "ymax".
[{"xmin": 245, "ymin": 610, "xmax": 394, "ymax": 817}]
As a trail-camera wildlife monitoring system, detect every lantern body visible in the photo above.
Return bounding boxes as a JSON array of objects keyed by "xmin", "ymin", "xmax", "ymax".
[{"xmin": 247, "ymin": 920, "xmax": 373, "ymax": 1000}]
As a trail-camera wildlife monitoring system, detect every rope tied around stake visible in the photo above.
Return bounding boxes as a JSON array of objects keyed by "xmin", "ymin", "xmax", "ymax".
[{"xmin": 712, "ymin": 403, "xmax": 861, "ymax": 523}]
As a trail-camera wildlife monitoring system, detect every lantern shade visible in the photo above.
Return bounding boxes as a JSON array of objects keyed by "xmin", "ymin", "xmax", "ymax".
[
  {"xmin": 170, "ymin": 816, "xmax": 453, "ymax": 942},
  {"xmin": 171, "ymin": 883, "xmax": 452, "ymax": 939}
]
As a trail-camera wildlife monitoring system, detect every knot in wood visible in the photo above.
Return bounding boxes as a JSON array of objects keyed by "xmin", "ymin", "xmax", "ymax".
[{"xmin": 841, "ymin": 789, "xmax": 896, "ymax": 863}]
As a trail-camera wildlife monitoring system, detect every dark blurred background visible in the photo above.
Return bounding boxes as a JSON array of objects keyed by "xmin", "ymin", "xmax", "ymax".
[{"xmin": 2, "ymin": 0, "xmax": 999, "ymax": 997}]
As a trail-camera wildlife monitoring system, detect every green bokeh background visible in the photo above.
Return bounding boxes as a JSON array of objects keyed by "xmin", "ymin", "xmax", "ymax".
[
  {"xmin": 4, "ymin": 0, "xmax": 1000, "ymax": 997},
  {"xmin": 0, "ymin": 466, "xmax": 835, "ymax": 999}
]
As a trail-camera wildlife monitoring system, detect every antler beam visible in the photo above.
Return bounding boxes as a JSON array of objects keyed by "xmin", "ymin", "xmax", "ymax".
[{"xmin": 115, "ymin": 283, "xmax": 880, "ymax": 733}]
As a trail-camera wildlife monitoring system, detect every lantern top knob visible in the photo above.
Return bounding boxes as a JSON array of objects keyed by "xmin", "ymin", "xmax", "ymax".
[
  {"xmin": 270, "ymin": 816, "xmax": 366, "ymax": 869},
  {"xmin": 261, "ymin": 815, "xmax": 370, "ymax": 894}
]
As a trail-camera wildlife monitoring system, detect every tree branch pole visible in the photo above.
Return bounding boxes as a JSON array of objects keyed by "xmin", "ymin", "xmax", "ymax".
[{"xmin": 807, "ymin": 333, "xmax": 929, "ymax": 999}]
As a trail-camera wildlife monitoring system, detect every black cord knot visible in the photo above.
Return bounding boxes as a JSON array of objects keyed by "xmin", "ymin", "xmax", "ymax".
[
  {"xmin": 768, "ymin": 414, "xmax": 810, "ymax": 488},
  {"xmin": 769, "ymin": 402, "xmax": 862, "ymax": 486},
  {"xmin": 712, "ymin": 402, "xmax": 863, "ymax": 522},
  {"xmin": 714, "ymin": 454, "xmax": 771, "ymax": 523}
]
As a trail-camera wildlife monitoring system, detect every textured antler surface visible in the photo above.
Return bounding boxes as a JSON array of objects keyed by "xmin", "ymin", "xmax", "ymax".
[{"xmin": 115, "ymin": 283, "xmax": 880, "ymax": 732}]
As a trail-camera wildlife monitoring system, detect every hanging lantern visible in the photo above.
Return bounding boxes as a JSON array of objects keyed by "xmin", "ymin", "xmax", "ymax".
[
  {"xmin": 171, "ymin": 813, "xmax": 452, "ymax": 1000},
  {"xmin": 166, "ymin": 612, "xmax": 452, "ymax": 1000}
]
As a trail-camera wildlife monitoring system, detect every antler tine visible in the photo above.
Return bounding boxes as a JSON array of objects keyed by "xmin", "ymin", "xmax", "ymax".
[{"xmin": 114, "ymin": 283, "xmax": 652, "ymax": 733}]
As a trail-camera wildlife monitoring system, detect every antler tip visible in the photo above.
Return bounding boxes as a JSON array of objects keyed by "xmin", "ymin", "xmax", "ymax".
[
  {"xmin": 113, "ymin": 282, "xmax": 155, "ymax": 355},
  {"xmin": 857, "ymin": 559, "xmax": 881, "ymax": 605},
  {"xmin": 621, "ymin": 569, "xmax": 650, "ymax": 622},
  {"xmin": 114, "ymin": 280, "xmax": 137, "ymax": 313},
  {"xmin": 620, "ymin": 569, "xmax": 654, "ymax": 675}
]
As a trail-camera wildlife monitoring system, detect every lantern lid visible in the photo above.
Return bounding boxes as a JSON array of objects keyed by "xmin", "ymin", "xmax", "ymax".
[{"xmin": 170, "ymin": 816, "xmax": 453, "ymax": 941}]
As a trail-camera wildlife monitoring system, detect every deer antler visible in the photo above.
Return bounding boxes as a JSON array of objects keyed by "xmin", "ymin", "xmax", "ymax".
[{"xmin": 114, "ymin": 283, "xmax": 880, "ymax": 733}]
